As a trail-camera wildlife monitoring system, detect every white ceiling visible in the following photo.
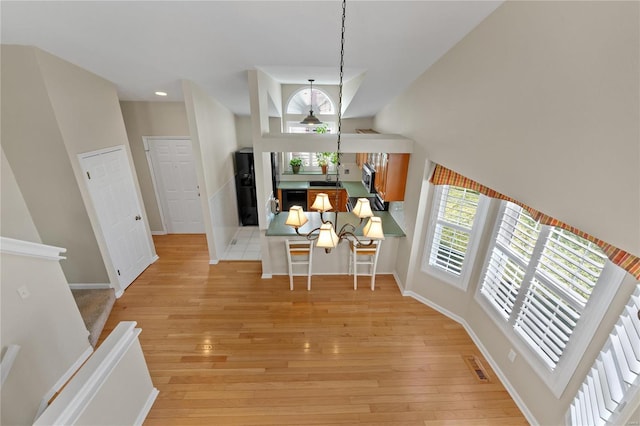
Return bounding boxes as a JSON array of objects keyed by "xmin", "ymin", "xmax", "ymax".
[{"xmin": 1, "ymin": 1, "xmax": 502, "ymax": 118}]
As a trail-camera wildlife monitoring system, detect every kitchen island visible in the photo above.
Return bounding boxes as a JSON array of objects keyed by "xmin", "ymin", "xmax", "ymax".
[{"xmin": 265, "ymin": 211, "xmax": 405, "ymax": 277}]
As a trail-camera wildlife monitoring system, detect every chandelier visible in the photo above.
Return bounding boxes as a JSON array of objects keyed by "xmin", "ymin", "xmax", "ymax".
[{"xmin": 285, "ymin": 0, "xmax": 384, "ymax": 252}]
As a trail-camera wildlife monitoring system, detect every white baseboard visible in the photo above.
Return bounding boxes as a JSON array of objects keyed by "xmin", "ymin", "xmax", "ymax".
[
  {"xmin": 403, "ymin": 290, "xmax": 537, "ymax": 425},
  {"xmin": 151, "ymin": 231, "xmax": 167, "ymax": 236},
  {"xmin": 68, "ymin": 283, "xmax": 111, "ymax": 290},
  {"xmin": 115, "ymin": 289, "xmax": 124, "ymax": 298},
  {"xmin": 134, "ymin": 387, "xmax": 159, "ymax": 426},
  {"xmin": 209, "ymin": 259, "xmax": 219, "ymax": 265},
  {"xmin": 151, "ymin": 255, "xmax": 159, "ymax": 263},
  {"xmin": 35, "ymin": 345, "xmax": 94, "ymax": 422},
  {"xmin": 392, "ymin": 272, "xmax": 405, "ymax": 293},
  {"xmin": 261, "ymin": 273, "xmax": 273, "ymax": 279}
]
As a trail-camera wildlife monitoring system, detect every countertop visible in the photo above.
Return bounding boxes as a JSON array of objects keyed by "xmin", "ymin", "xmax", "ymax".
[
  {"xmin": 266, "ymin": 211, "xmax": 405, "ymax": 237},
  {"xmin": 278, "ymin": 181, "xmax": 372, "ymax": 198}
]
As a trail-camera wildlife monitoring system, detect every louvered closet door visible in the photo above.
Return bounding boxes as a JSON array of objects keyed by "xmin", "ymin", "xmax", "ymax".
[{"xmin": 569, "ymin": 286, "xmax": 640, "ymax": 425}]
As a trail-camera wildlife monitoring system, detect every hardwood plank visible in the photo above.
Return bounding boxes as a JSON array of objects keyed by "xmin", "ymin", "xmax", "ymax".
[{"xmin": 98, "ymin": 234, "xmax": 526, "ymax": 425}]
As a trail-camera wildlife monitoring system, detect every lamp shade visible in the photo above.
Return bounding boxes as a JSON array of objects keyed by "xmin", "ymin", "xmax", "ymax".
[
  {"xmin": 316, "ymin": 223, "xmax": 339, "ymax": 248},
  {"xmin": 285, "ymin": 206, "xmax": 308, "ymax": 228},
  {"xmin": 300, "ymin": 111, "xmax": 322, "ymax": 125},
  {"xmin": 310, "ymin": 193, "xmax": 333, "ymax": 212},
  {"xmin": 363, "ymin": 217, "xmax": 384, "ymax": 239},
  {"xmin": 352, "ymin": 198, "xmax": 373, "ymax": 218}
]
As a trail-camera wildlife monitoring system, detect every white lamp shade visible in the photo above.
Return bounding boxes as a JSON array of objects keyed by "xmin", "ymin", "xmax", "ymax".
[
  {"xmin": 310, "ymin": 193, "xmax": 333, "ymax": 212},
  {"xmin": 316, "ymin": 223, "xmax": 339, "ymax": 248},
  {"xmin": 352, "ymin": 198, "xmax": 373, "ymax": 218},
  {"xmin": 285, "ymin": 206, "xmax": 308, "ymax": 228},
  {"xmin": 363, "ymin": 217, "xmax": 384, "ymax": 239}
]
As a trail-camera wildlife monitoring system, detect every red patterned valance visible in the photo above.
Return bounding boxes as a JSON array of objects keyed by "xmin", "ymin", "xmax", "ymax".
[{"xmin": 430, "ymin": 164, "xmax": 640, "ymax": 280}]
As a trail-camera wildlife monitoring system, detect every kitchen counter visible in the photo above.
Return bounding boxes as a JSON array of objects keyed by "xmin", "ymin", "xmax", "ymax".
[
  {"xmin": 266, "ymin": 211, "xmax": 405, "ymax": 237},
  {"xmin": 278, "ymin": 180, "xmax": 372, "ymax": 198},
  {"xmin": 264, "ymin": 210, "xmax": 404, "ymax": 276}
]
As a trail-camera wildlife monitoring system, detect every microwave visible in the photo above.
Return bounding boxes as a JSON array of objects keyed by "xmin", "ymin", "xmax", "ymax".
[{"xmin": 361, "ymin": 163, "xmax": 375, "ymax": 193}]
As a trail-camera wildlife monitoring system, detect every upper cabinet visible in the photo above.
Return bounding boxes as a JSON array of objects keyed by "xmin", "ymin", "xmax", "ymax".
[
  {"xmin": 355, "ymin": 129, "xmax": 410, "ymax": 202},
  {"xmin": 373, "ymin": 153, "xmax": 410, "ymax": 202}
]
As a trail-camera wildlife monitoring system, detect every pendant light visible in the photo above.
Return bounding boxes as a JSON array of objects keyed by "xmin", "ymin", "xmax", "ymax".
[
  {"xmin": 285, "ymin": 0, "xmax": 385, "ymax": 253},
  {"xmin": 300, "ymin": 79, "xmax": 322, "ymax": 125}
]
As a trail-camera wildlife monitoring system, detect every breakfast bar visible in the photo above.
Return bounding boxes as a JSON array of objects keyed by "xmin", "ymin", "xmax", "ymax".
[{"xmin": 265, "ymin": 211, "xmax": 405, "ymax": 276}]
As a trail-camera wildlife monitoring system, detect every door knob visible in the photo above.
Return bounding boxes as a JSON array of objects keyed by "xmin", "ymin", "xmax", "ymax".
[{"xmin": 135, "ymin": 215, "xmax": 142, "ymax": 220}]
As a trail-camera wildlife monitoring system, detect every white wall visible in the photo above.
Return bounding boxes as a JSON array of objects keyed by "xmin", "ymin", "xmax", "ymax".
[
  {"xmin": 120, "ymin": 101, "xmax": 191, "ymax": 232},
  {"xmin": 376, "ymin": 1, "xmax": 639, "ymax": 257},
  {"xmin": 374, "ymin": 2, "xmax": 639, "ymax": 424},
  {"xmin": 1, "ymin": 45, "xmax": 109, "ymax": 284},
  {"xmin": 1, "ymin": 148, "xmax": 41, "ymax": 243},
  {"xmin": 183, "ymin": 80, "xmax": 239, "ymax": 262}
]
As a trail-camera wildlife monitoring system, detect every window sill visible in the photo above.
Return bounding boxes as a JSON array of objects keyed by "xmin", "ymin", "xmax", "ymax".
[{"xmin": 284, "ymin": 171, "xmax": 336, "ymax": 176}]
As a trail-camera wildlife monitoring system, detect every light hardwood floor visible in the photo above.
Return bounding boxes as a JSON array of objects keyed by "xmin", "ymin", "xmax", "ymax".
[{"xmin": 100, "ymin": 234, "xmax": 527, "ymax": 425}]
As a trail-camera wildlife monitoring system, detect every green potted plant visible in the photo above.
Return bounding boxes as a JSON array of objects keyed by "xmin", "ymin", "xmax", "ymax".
[
  {"xmin": 314, "ymin": 123, "xmax": 329, "ymax": 134},
  {"xmin": 289, "ymin": 157, "xmax": 303, "ymax": 174},
  {"xmin": 316, "ymin": 152, "xmax": 337, "ymax": 175}
]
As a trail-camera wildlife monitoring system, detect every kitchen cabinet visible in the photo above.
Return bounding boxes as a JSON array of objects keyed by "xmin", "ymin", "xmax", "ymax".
[
  {"xmin": 307, "ymin": 189, "xmax": 347, "ymax": 212},
  {"xmin": 374, "ymin": 153, "xmax": 410, "ymax": 202}
]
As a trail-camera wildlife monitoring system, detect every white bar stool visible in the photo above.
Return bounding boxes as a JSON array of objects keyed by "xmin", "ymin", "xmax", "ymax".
[
  {"xmin": 285, "ymin": 240, "xmax": 313, "ymax": 291},
  {"xmin": 349, "ymin": 240, "xmax": 382, "ymax": 290}
]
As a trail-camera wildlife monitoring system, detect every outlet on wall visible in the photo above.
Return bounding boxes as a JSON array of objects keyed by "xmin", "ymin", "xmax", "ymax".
[{"xmin": 508, "ymin": 349, "xmax": 517, "ymax": 362}]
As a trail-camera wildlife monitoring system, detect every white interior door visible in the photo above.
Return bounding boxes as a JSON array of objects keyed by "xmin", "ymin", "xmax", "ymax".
[
  {"xmin": 80, "ymin": 146, "xmax": 153, "ymax": 291},
  {"xmin": 146, "ymin": 138, "xmax": 204, "ymax": 234}
]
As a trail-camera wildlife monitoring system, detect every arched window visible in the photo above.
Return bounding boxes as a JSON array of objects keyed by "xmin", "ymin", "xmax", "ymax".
[{"xmin": 286, "ymin": 87, "xmax": 335, "ymax": 115}]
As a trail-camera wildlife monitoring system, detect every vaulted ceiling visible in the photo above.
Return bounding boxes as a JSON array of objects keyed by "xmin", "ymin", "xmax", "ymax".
[{"xmin": 2, "ymin": 1, "xmax": 502, "ymax": 117}]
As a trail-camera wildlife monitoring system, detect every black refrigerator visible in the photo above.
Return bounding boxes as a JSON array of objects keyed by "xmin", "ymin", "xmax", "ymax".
[{"xmin": 234, "ymin": 148, "xmax": 258, "ymax": 226}]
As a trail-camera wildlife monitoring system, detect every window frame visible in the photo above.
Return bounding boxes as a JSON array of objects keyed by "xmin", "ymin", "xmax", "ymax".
[
  {"xmin": 475, "ymin": 200, "xmax": 626, "ymax": 397},
  {"xmin": 567, "ymin": 282, "xmax": 640, "ymax": 425},
  {"xmin": 422, "ymin": 185, "xmax": 489, "ymax": 290}
]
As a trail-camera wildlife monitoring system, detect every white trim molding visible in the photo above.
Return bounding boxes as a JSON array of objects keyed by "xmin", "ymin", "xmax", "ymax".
[
  {"xmin": 134, "ymin": 388, "xmax": 160, "ymax": 426},
  {"xmin": 34, "ymin": 322, "xmax": 158, "ymax": 426},
  {"xmin": 35, "ymin": 345, "xmax": 94, "ymax": 421},
  {"xmin": 0, "ymin": 237, "xmax": 66, "ymax": 261},
  {"xmin": 68, "ymin": 283, "xmax": 111, "ymax": 291}
]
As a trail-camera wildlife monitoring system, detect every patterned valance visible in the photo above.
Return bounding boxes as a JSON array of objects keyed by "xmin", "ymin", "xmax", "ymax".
[{"xmin": 430, "ymin": 164, "xmax": 640, "ymax": 280}]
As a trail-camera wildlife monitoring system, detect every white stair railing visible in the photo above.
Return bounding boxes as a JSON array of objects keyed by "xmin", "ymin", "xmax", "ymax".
[{"xmin": 34, "ymin": 322, "xmax": 158, "ymax": 426}]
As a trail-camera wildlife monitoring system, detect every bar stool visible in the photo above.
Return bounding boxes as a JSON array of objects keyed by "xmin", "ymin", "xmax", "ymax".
[
  {"xmin": 285, "ymin": 240, "xmax": 313, "ymax": 291},
  {"xmin": 349, "ymin": 240, "xmax": 382, "ymax": 290}
]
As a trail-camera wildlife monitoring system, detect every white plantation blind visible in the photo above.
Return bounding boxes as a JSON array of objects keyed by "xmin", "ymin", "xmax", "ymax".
[
  {"xmin": 515, "ymin": 230, "xmax": 606, "ymax": 368},
  {"xmin": 568, "ymin": 285, "xmax": 640, "ymax": 425},
  {"xmin": 515, "ymin": 278, "xmax": 582, "ymax": 367},
  {"xmin": 480, "ymin": 201, "xmax": 608, "ymax": 369},
  {"xmin": 428, "ymin": 186, "xmax": 480, "ymax": 276},
  {"xmin": 480, "ymin": 203, "xmax": 540, "ymax": 319},
  {"xmin": 482, "ymin": 251, "xmax": 525, "ymax": 320}
]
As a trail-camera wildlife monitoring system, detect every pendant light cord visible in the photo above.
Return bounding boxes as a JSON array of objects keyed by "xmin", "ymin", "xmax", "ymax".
[{"xmin": 334, "ymin": 0, "xmax": 346, "ymax": 211}]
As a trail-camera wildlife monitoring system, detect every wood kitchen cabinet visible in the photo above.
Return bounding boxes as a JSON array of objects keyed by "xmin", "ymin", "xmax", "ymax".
[
  {"xmin": 374, "ymin": 153, "xmax": 410, "ymax": 202},
  {"xmin": 307, "ymin": 189, "xmax": 347, "ymax": 212}
]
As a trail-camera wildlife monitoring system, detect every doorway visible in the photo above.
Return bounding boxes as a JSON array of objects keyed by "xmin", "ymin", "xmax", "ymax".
[
  {"xmin": 144, "ymin": 137, "xmax": 205, "ymax": 234},
  {"xmin": 79, "ymin": 146, "xmax": 155, "ymax": 292}
]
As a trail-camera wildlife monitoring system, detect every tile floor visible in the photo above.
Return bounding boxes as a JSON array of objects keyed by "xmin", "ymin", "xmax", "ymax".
[{"xmin": 221, "ymin": 226, "xmax": 261, "ymax": 260}]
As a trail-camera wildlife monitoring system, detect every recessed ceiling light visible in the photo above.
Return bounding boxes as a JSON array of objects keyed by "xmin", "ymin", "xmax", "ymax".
[{"xmin": 155, "ymin": 91, "xmax": 167, "ymax": 97}]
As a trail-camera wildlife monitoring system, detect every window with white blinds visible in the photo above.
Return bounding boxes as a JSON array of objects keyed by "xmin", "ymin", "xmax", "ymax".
[
  {"xmin": 568, "ymin": 284, "xmax": 640, "ymax": 425},
  {"xmin": 480, "ymin": 203, "xmax": 540, "ymax": 319},
  {"xmin": 424, "ymin": 185, "xmax": 486, "ymax": 289},
  {"xmin": 479, "ymin": 201, "xmax": 609, "ymax": 370},
  {"xmin": 282, "ymin": 150, "xmax": 337, "ymax": 173}
]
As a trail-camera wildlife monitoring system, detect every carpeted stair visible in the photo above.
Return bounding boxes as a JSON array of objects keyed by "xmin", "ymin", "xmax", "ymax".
[{"xmin": 71, "ymin": 289, "xmax": 116, "ymax": 347}]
